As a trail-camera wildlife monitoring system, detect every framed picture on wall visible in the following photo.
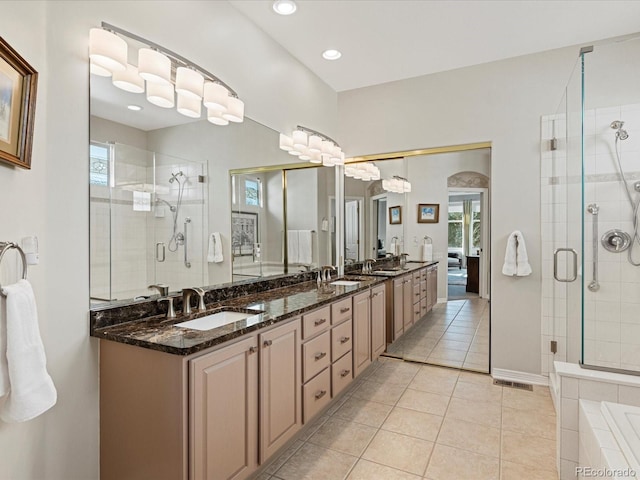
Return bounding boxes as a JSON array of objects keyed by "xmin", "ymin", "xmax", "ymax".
[
  {"xmin": 231, "ymin": 211, "xmax": 258, "ymax": 256},
  {"xmin": 0, "ymin": 36, "xmax": 38, "ymax": 169},
  {"xmin": 417, "ymin": 203, "xmax": 439, "ymax": 223},
  {"xmin": 389, "ymin": 205, "xmax": 402, "ymax": 225}
]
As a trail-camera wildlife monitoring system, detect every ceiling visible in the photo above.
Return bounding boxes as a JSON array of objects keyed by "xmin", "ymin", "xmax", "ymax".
[{"xmin": 229, "ymin": 0, "xmax": 640, "ymax": 92}]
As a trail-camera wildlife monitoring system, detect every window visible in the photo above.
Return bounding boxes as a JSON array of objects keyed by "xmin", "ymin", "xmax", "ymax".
[
  {"xmin": 89, "ymin": 143, "xmax": 109, "ymax": 186},
  {"xmin": 471, "ymin": 208, "xmax": 481, "ymax": 251},
  {"xmin": 245, "ymin": 178, "xmax": 261, "ymax": 207},
  {"xmin": 448, "ymin": 210, "xmax": 463, "ymax": 248}
]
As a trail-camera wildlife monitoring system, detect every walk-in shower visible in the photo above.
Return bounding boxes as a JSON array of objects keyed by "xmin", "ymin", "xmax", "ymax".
[
  {"xmin": 541, "ymin": 36, "xmax": 640, "ymax": 378},
  {"xmin": 89, "ymin": 143, "xmax": 207, "ymax": 302}
]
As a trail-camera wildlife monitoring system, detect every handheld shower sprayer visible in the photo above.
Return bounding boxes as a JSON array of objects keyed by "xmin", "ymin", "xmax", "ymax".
[{"xmin": 611, "ymin": 120, "xmax": 629, "ymax": 140}]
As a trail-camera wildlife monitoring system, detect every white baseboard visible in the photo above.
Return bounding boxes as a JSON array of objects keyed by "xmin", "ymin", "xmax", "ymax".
[
  {"xmin": 437, "ymin": 297, "xmax": 447, "ymax": 304},
  {"xmin": 492, "ymin": 368, "xmax": 549, "ymax": 386}
]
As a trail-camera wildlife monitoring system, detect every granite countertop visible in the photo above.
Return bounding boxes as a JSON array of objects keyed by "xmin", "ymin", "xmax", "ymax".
[
  {"xmin": 359, "ymin": 260, "xmax": 439, "ymax": 277},
  {"xmin": 91, "ymin": 275, "xmax": 386, "ymax": 356}
]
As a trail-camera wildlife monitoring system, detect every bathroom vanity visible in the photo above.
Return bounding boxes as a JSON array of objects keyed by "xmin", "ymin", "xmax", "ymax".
[{"xmin": 92, "ymin": 273, "xmax": 389, "ymax": 480}]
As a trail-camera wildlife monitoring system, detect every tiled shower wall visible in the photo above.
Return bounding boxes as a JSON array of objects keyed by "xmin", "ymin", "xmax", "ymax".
[{"xmin": 541, "ymin": 103, "xmax": 640, "ymax": 376}]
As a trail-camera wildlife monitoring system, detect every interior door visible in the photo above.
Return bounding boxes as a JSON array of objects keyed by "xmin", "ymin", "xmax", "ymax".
[{"xmin": 345, "ymin": 199, "xmax": 360, "ymax": 261}]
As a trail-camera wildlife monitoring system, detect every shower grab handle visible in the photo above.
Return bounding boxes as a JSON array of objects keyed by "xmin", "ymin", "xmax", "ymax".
[
  {"xmin": 156, "ymin": 242, "xmax": 166, "ymax": 263},
  {"xmin": 587, "ymin": 204, "xmax": 600, "ymax": 292},
  {"xmin": 184, "ymin": 218, "xmax": 191, "ymax": 269},
  {"xmin": 553, "ymin": 248, "xmax": 578, "ymax": 283}
]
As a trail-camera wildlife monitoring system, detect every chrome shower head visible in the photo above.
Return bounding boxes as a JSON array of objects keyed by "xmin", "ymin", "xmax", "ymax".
[{"xmin": 611, "ymin": 120, "xmax": 629, "ymax": 140}]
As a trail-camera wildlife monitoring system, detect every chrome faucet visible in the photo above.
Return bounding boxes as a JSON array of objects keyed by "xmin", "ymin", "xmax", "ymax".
[
  {"xmin": 182, "ymin": 287, "xmax": 206, "ymax": 315},
  {"xmin": 399, "ymin": 253, "xmax": 409, "ymax": 269},
  {"xmin": 362, "ymin": 258, "xmax": 376, "ymax": 273},
  {"xmin": 157, "ymin": 297, "xmax": 176, "ymax": 319},
  {"xmin": 148, "ymin": 284, "xmax": 169, "ymax": 296},
  {"xmin": 320, "ymin": 265, "xmax": 336, "ymax": 283}
]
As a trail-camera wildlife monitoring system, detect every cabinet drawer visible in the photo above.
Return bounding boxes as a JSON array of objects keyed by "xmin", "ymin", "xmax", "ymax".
[
  {"xmin": 331, "ymin": 297, "xmax": 352, "ymax": 325},
  {"xmin": 413, "ymin": 270, "xmax": 422, "ymax": 283},
  {"xmin": 412, "ymin": 283, "xmax": 421, "ymax": 303},
  {"xmin": 331, "ymin": 352, "xmax": 353, "ymax": 398},
  {"xmin": 302, "ymin": 306, "xmax": 331, "ymax": 339},
  {"xmin": 420, "ymin": 280, "xmax": 427, "ymax": 298},
  {"xmin": 331, "ymin": 319, "xmax": 352, "ymax": 362},
  {"xmin": 302, "ymin": 331, "xmax": 331, "ymax": 383},
  {"xmin": 303, "ymin": 367, "xmax": 331, "ymax": 423},
  {"xmin": 421, "ymin": 298, "xmax": 427, "ymax": 316},
  {"xmin": 421, "ymin": 268, "xmax": 427, "ymax": 280},
  {"xmin": 413, "ymin": 303, "xmax": 422, "ymax": 323}
]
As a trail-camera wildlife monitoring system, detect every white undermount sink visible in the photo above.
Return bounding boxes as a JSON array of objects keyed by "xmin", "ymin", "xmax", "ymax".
[
  {"xmin": 175, "ymin": 311, "xmax": 256, "ymax": 331},
  {"xmin": 330, "ymin": 280, "xmax": 360, "ymax": 286}
]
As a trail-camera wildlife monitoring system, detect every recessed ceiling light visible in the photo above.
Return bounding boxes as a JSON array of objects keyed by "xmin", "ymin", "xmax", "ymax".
[
  {"xmin": 273, "ymin": 0, "xmax": 297, "ymax": 15},
  {"xmin": 127, "ymin": 104, "xmax": 143, "ymax": 111},
  {"xmin": 322, "ymin": 49, "xmax": 342, "ymax": 61}
]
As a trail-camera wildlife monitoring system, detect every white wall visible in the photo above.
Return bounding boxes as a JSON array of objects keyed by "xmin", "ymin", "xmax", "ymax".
[
  {"xmin": 338, "ymin": 45, "xmax": 582, "ymax": 375},
  {"xmin": 0, "ymin": 1, "xmax": 337, "ymax": 478}
]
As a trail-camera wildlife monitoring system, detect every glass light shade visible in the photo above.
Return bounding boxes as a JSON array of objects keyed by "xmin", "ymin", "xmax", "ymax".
[
  {"xmin": 138, "ymin": 48, "xmax": 171, "ymax": 86},
  {"xmin": 361, "ymin": 172, "xmax": 373, "ymax": 181},
  {"xmin": 292, "ymin": 130, "xmax": 308, "ymax": 150},
  {"xmin": 322, "ymin": 157, "xmax": 336, "ymax": 167},
  {"xmin": 288, "ymin": 148, "xmax": 301, "ymax": 156},
  {"xmin": 175, "ymin": 67, "xmax": 204, "ymax": 100},
  {"xmin": 146, "ymin": 82, "xmax": 174, "ymax": 108},
  {"xmin": 309, "ymin": 152, "xmax": 322, "ymax": 164},
  {"xmin": 89, "ymin": 28, "xmax": 127, "ymax": 75},
  {"xmin": 222, "ymin": 96, "xmax": 244, "ymax": 123},
  {"xmin": 307, "ymin": 135, "xmax": 322, "ymax": 153},
  {"xmin": 382, "ymin": 179, "xmax": 390, "ymax": 191},
  {"xmin": 273, "ymin": 0, "xmax": 297, "ymax": 15},
  {"xmin": 203, "ymin": 82, "xmax": 229, "ymax": 112},
  {"xmin": 332, "ymin": 151, "xmax": 345, "ymax": 166},
  {"xmin": 298, "ymin": 146, "xmax": 311, "ymax": 161},
  {"xmin": 112, "ymin": 64, "xmax": 144, "ymax": 93},
  {"xmin": 90, "ymin": 63, "xmax": 112, "ymax": 77},
  {"xmin": 176, "ymin": 93, "xmax": 201, "ymax": 118},
  {"xmin": 279, "ymin": 133, "xmax": 293, "ymax": 151},
  {"xmin": 207, "ymin": 107, "xmax": 229, "ymax": 126},
  {"xmin": 404, "ymin": 182, "xmax": 412, "ymax": 192},
  {"xmin": 321, "ymin": 140, "xmax": 334, "ymax": 154},
  {"xmin": 344, "ymin": 166, "xmax": 355, "ymax": 177}
]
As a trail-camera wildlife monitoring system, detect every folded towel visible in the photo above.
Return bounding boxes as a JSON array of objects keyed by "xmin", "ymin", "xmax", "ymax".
[
  {"xmin": 514, "ymin": 231, "xmax": 532, "ymax": 276},
  {"xmin": 0, "ymin": 298, "xmax": 8, "ymax": 396},
  {"xmin": 420, "ymin": 244, "xmax": 433, "ymax": 262},
  {"xmin": 207, "ymin": 233, "xmax": 223, "ymax": 263},
  {"xmin": 287, "ymin": 230, "xmax": 299, "ymax": 264},
  {"xmin": 502, "ymin": 230, "xmax": 532, "ymax": 277},
  {"xmin": 298, "ymin": 230, "xmax": 313, "ymax": 265},
  {"xmin": 0, "ymin": 280, "xmax": 57, "ymax": 422}
]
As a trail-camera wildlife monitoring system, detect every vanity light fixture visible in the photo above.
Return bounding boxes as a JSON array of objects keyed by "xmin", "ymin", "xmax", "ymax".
[
  {"xmin": 382, "ymin": 176, "xmax": 411, "ymax": 193},
  {"xmin": 89, "ymin": 28, "xmax": 127, "ymax": 76},
  {"xmin": 273, "ymin": 0, "xmax": 297, "ymax": 15},
  {"xmin": 279, "ymin": 126, "xmax": 344, "ymax": 167},
  {"xmin": 345, "ymin": 162, "xmax": 380, "ymax": 181},
  {"xmin": 322, "ymin": 49, "xmax": 342, "ymax": 60},
  {"xmin": 90, "ymin": 22, "xmax": 244, "ymax": 125}
]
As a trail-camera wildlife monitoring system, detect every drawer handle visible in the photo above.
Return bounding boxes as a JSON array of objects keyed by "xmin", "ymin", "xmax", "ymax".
[
  {"xmin": 415, "ymin": 292, "xmax": 420, "ymax": 296},
  {"xmin": 340, "ymin": 336, "xmax": 350, "ymax": 344},
  {"xmin": 372, "ymin": 292, "xmax": 381, "ymax": 297},
  {"xmin": 340, "ymin": 369, "xmax": 351, "ymax": 377},
  {"xmin": 340, "ymin": 307, "xmax": 350, "ymax": 313},
  {"xmin": 415, "ymin": 311, "xmax": 420, "ymax": 315},
  {"xmin": 315, "ymin": 352, "xmax": 327, "ymax": 361},
  {"xmin": 314, "ymin": 318, "xmax": 327, "ymax": 326},
  {"xmin": 263, "ymin": 340, "xmax": 273, "ymax": 347},
  {"xmin": 249, "ymin": 346, "xmax": 257, "ymax": 354},
  {"xmin": 315, "ymin": 389, "xmax": 327, "ymax": 400}
]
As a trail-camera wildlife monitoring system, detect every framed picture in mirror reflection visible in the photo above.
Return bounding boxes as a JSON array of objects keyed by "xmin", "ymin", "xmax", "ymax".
[
  {"xmin": 231, "ymin": 211, "xmax": 258, "ymax": 256},
  {"xmin": 389, "ymin": 205, "xmax": 402, "ymax": 225}
]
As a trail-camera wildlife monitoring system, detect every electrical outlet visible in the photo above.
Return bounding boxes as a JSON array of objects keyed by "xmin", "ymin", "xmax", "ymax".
[{"xmin": 433, "ymin": 252, "xmax": 443, "ymax": 260}]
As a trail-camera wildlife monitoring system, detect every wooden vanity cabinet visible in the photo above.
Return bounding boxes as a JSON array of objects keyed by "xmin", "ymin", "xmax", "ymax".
[
  {"xmin": 402, "ymin": 275, "xmax": 414, "ymax": 330},
  {"xmin": 190, "ymin": 336, "xmax": 259, "ymax": 480},
  {"xmin": 427, "ymin": 264, "xmax": 438, "ymax": 310},
  {"xmin": 371, "ymin": 284, "xmax": 386, "ymax": 359},
  {"xmin": 392, "ymin": 277, "xmax": 405, "ymax": 340},
  {"xmin": 352, "ymin": 289, "xmax": 372, "ymax": 378}
]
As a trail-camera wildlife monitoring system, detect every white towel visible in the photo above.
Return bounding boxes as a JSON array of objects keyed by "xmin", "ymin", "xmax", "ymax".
[
  {"xmin": 420, "ymin": 244, "xmax": 433, "ymax": 262},
  {"xmin": 287, "ymin": 230, "xmax": 299, "ymax": 264},
  {"xmin": 0, "ymin": 280, "xmax": 57, "ymax": 422},
  {"xmin": 502, "ymin": 231, "xmax": 532, "ymax": 277},
  {"xmin": 298, "ymin": 230, "xmax": 313, "ymax": 265},
  {"xmin": 207, "ymin": 233, "xmax": 223, "ymax": 263}
]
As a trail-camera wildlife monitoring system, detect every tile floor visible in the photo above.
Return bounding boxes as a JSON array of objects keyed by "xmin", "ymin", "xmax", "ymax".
[
  {"xmin": 387, "ymin": 298, "xmax": 490, "ymax": 372},
  {"xmin": 257, "ymin": 358, "xmax": 558, "ymax": 480}
]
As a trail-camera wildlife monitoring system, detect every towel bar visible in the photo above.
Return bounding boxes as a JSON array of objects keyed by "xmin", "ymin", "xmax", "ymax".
[{"xmin": 0, "ymin": 241, "xmax": 28, "ymax": 296}]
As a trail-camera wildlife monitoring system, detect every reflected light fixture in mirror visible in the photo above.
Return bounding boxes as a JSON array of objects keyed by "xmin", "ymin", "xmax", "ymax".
[
  {"xmin": 279, "ymin": 125, "xmax": 344, "ymax": 167},
  {"xmin": 345, "ymin": 162, "xmax": 380, "ymax": 181},
  {"xmin": 88, "ymin": 22, "xmax": 244, "ymax": 125},
  {"xmin": 382, "ymin": 176, "xmax": 411, "ymax": 193}
]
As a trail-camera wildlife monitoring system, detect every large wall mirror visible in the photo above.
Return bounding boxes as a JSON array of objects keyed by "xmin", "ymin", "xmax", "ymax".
[{"xmin": 88, "ymin": 37, "xmax": 342, "ymax": 305}]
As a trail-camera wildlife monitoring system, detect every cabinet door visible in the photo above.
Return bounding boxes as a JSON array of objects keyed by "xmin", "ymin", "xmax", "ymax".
[
  {"xmin": 260, "ymin": 319, "xmax": 302, "ymax": 462},
  {"xmin": 392, "ymin": 278, "xmax": 404, "ymax": 340},
  {"xmin": 190, "ymin": 336, "xmax": 258, "ymax": 480},
  {"xmin": 353, "ymin": 290, "xmax": 371, "ymax": 378},
  {"xmin": 427, "ymin": 266, "xmax": 438, "ymax": 310},
  {"xmin": 402, "ymin": 276, "xmax": 414, "ymax": 329},
  {"xmin": 371, "ymin": 284, "xmax": 386, "ymax": 359}
]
